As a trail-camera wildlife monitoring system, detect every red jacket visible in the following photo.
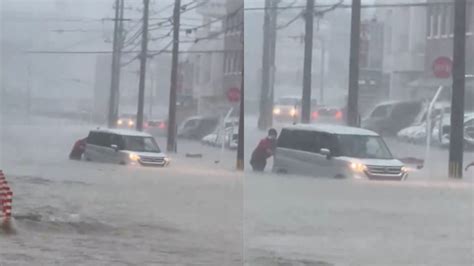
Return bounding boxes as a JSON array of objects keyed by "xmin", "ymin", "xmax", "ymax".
[
  {"xmin": 69, "ymin": 138, "xmax": 86, "ymax": 159},
  {"xmin": 251, "ymin": 138, "xmax": 275, "ymax": 162}
]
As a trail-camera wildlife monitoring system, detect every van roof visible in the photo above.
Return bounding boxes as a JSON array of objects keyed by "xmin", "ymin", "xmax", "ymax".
[
  {"xmin": 283, "ymin": 123, "xmax": 379, "ymax": 136},
  {"xmin": 90, "ymin": 128, "xmax": 152, "ymax": 137}
]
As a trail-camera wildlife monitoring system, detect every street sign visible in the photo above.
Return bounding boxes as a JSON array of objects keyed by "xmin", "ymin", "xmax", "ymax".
[
  {"xmin": 432, "ymin": 56, "xmax": 453, "ymax": 79},
  {"xmin": 227, "ymin": 87, "xmax": 241, "ymax": 103}
]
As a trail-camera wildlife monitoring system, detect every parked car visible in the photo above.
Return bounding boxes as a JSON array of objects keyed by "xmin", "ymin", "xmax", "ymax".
[
  {"xmin": 362, "ymin": 100, "xmax": 423, "ymax": 136},
  {"xmin": 273, "ymin": 124, "xmax": 408, "ymax": 180},
  {"xmin": 146, "ymin": 118, "xmax": 168, "ymax": 136},
  {"xmin": 227, "ymin": 127, "xmax": 239, "ymax": 150},
  {"xmin": 83, "ymin": 128, "xmax": 169, "ymax": 167},
  {"xmin": 178, "ymin": 116, "xmax": 220, "ymax": 140},
  {"xmin": 201, "ymin": 126, "xmax": 239, "ymax": 149},
  {"xmin": 311, "ymin": 106, "xmax": 345, "ymax": 124},
  {"xmin": 273, "ymin": 96, "xmax": 317, "ymax": 122},
  {"xmin": 397, "ymin": 101, "xmax": 451, "ymax": 144},
  {"xmin": 437, "ymin": 112, "xmax": 474, "ymax": 147},
  {"xmin": 202, "ymin": 132, "xmax": 219, "ymax": 146}
]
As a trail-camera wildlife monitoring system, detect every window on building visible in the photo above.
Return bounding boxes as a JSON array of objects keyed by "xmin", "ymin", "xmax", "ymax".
[
  {"xmin": 447, "ymin": 4, "xmax": 454, "ymax": 36},
  {"xmin": 204, "ymin": 56, "xmax": 211, "ymax": 83},
  {"xmin": 428, "ymin": 6, "xmax": 435, "ymax": 38},
  {"xmin": 440, "ymin": 5, "xmax": 447, "ymax": 37},
  {"xmin": 224, "ymin": 54, "xmax": 228, "ymax": 73},
  {"xmin": 385, "ymin": 10, "xmax": 393, "ymax": 53},
  {"xmin": 233, "ymin": 52, "xmax": 239, "ymax": 73},
  {"xmin": 434, "ymin": 6, "xmax": 441, "ymax": 37},
  {"xmin": 225, "ymin": 17, "xmax": 231, "ymax": 33},
  {"xmin": 467, "ymin": 3, "xmax": 472, "ymax": 34},
  {"xmin": 226, "ymin": 54, "xmax": 233, "ymax": 74},
  {"xmin": 195, "ymin": 56, "xmax": 201, "ymax": 84}
]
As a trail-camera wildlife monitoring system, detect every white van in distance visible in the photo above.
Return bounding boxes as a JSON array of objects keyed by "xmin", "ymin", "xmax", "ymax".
[
  {"xmin": 273, "ymin": 124, "xmax": 407, "ymax": 180},
  {"xmin": 84, "ymin": 128, "xmax": 170, "ymax": 167}
]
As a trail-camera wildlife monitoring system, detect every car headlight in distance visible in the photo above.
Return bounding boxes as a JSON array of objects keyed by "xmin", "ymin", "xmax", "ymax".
[
  {"xmin": 129, "ymin": 153, "xmax": 140, "ymax": 161},
  {"xmin": 273, "ymin": 108, "xmax": 281, "ymax": 115},
  {"xmin": 117, "ymin": 119, "xmax": 123, "ymax": 125},
  {"xmin": 290, "ymin": 108, "xmax": 297, "ymax": 117},
  {"xmin": 128, "ymin": 120, "xmax": 135, "ymax": 126},
  {"xmin": 350, "ymin": 162, "xmax": 367, "ymax": 172}
]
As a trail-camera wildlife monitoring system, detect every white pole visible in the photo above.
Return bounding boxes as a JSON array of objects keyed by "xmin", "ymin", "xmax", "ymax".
[
  {"xmin": 221, "ymin": 107, "xmax": 234, "ymax": 155},
  {"xmin": 425, "ymin": 86, "xmax": 444, "ymax": 171}
]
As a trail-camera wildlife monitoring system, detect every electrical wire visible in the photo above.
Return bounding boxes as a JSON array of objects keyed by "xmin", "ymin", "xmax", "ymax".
[{"xmin": 244, "ymin": 1, "xmax": 471, "ymax": 11}]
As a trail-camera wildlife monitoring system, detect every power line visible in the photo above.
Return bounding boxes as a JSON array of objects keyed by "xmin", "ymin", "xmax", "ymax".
[
  {"xmin": 244, "ymin": 1, "xmax": 473, "ymax": 11},
  {"xmin": 149, "ymin": 40, "xmax": 174, "ymax": 57},
  {"xmin": 24, "ymin": 48, "xmax": 241, "ymax": 55},
  {"xmin": 276, "ymin": 10, "xmax": 303, "ymax": 30},
  {"xmin": 122, "ymin": 0, "xmax": 203, "ymax": 49}
]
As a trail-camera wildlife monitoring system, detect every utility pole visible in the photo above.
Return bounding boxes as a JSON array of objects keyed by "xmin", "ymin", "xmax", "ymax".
[
  {"xmin": 148, "ymin": 64, "xmax": 154, "ymax": 118},
  {"xmin": 319, "ymin": 39, "xmax": 325, "ymax": 104},
  {"xmin": 107, "ymin": 0, "xmax": 121, "ymax": 127},
  {"xmin": 347, "ymin": 0, "xmax": 361, "ymax": 127},
  {"xmin": 237, "ymin": 13, "xmax": 244, "ymax": 171},
  {"xmin": 449, "ymin": 0, "xmax": 467, "ymax": 178},
  {"xmin": 316, "ymin": 19, "xmax": 325, "ymax": 105},
  {"xmin": 26, "ymin": 60, "xmax": 32, "ymax": 119},
  {"xmin": 301, "ymin": 0, "xmax": 315, "ymax": 124},
  {"xmin": 258, "ymin": 0, "xmax": 278, "ymax": 130},
  {"xmin": 116, "ymin": 0, "xmax": 125, "ymax": 118},
  {"xmin": 136, "ymin": 0, "xmax": 150, "ymax": 131},
  {"xmin": 167, "ymin": 0, "xmax": 181, "ymax": 152}
]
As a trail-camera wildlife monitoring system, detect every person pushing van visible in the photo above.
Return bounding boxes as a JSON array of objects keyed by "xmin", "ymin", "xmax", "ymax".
[{"xmin": 250, "ymin": 128, "xmax": 278, "ymax": 172}]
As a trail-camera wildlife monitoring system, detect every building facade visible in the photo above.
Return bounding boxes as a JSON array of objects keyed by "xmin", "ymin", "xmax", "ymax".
[
  {"xmin": 223, "ymin": 0, "xmax": 243, "ymax": 113},
  {"xmin": 410, "ymin": 0, "xmax": 474, "ymax": 109},
  {"xmin": 180, "ymin": 0, "xmax": 227, "ymax": 115},
  {"xmin": 375, "ymin": 0, "xmax": 427, "ymax": 100}
]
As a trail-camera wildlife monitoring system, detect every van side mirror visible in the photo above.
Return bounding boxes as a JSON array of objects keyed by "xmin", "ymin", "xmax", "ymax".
[
  {"xmin": 320, "ymin": 148, "xmax": 331, "ymax": 159},
  {"xmin": 111, "ymin": 144, "xmax": 119, "ymax": 152}
]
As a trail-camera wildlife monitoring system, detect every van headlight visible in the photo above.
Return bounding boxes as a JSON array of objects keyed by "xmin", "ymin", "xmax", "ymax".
[
  {"xmin": 401, "ymin": 166, "xmax": 408, "ymax": 173},
  {"xmin": 350, "ymin": 162, "xmax": 367, "ymax": 172},
  {"xmin": 129, "ymin": 153, "xmax": 140, "ymax": 161},
  {"xmin": 164, "ymin": 157, "xmax": 170, "ymax": 165},
  {"xmin": 273, "ymin": 108, "xmax": 281, "ymax": 115}
]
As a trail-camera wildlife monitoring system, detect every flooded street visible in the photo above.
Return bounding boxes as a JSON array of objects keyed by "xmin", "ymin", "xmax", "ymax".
[
  {"xmin": 244, "ymin": 116, "xmax": 473, "ymax": 266},
  {"xmin": 0, "ymin": 116, "xmax": 242, "ymax": 265},
  {"xmin": 244, "ymin": 173, "xmax": 473, "ymax": 266},
  {"xmin": 2, "ymin": 0, "xmax": 474, "ymax": 264}
]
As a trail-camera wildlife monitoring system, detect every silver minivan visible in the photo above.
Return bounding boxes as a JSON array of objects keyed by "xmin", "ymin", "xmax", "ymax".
[
  {"xmin": 273, "ymin": 124, "xmax": 407, "ymax": 180},
  {"xmin": 84, "ymin": 128, "xmax": 170, "ymax": 167}
]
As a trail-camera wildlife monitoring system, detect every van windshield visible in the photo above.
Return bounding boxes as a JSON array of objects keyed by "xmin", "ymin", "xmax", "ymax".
[
  {"xmin": 122, "ymin": 136, "xmax": 161, "ymax": 153},
  {"xmin": 336, "ymin": 135, "xmax": 393, "ymax": 159}
]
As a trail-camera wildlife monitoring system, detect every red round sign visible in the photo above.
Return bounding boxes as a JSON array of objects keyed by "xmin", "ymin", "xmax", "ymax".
[
  {"xmin": 432, "ymin": 56, "xmax": 453, "ymax": 79},
  {"xmin": 227, "ymin": 87, "xmax": 241, "ymax": 102}
]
